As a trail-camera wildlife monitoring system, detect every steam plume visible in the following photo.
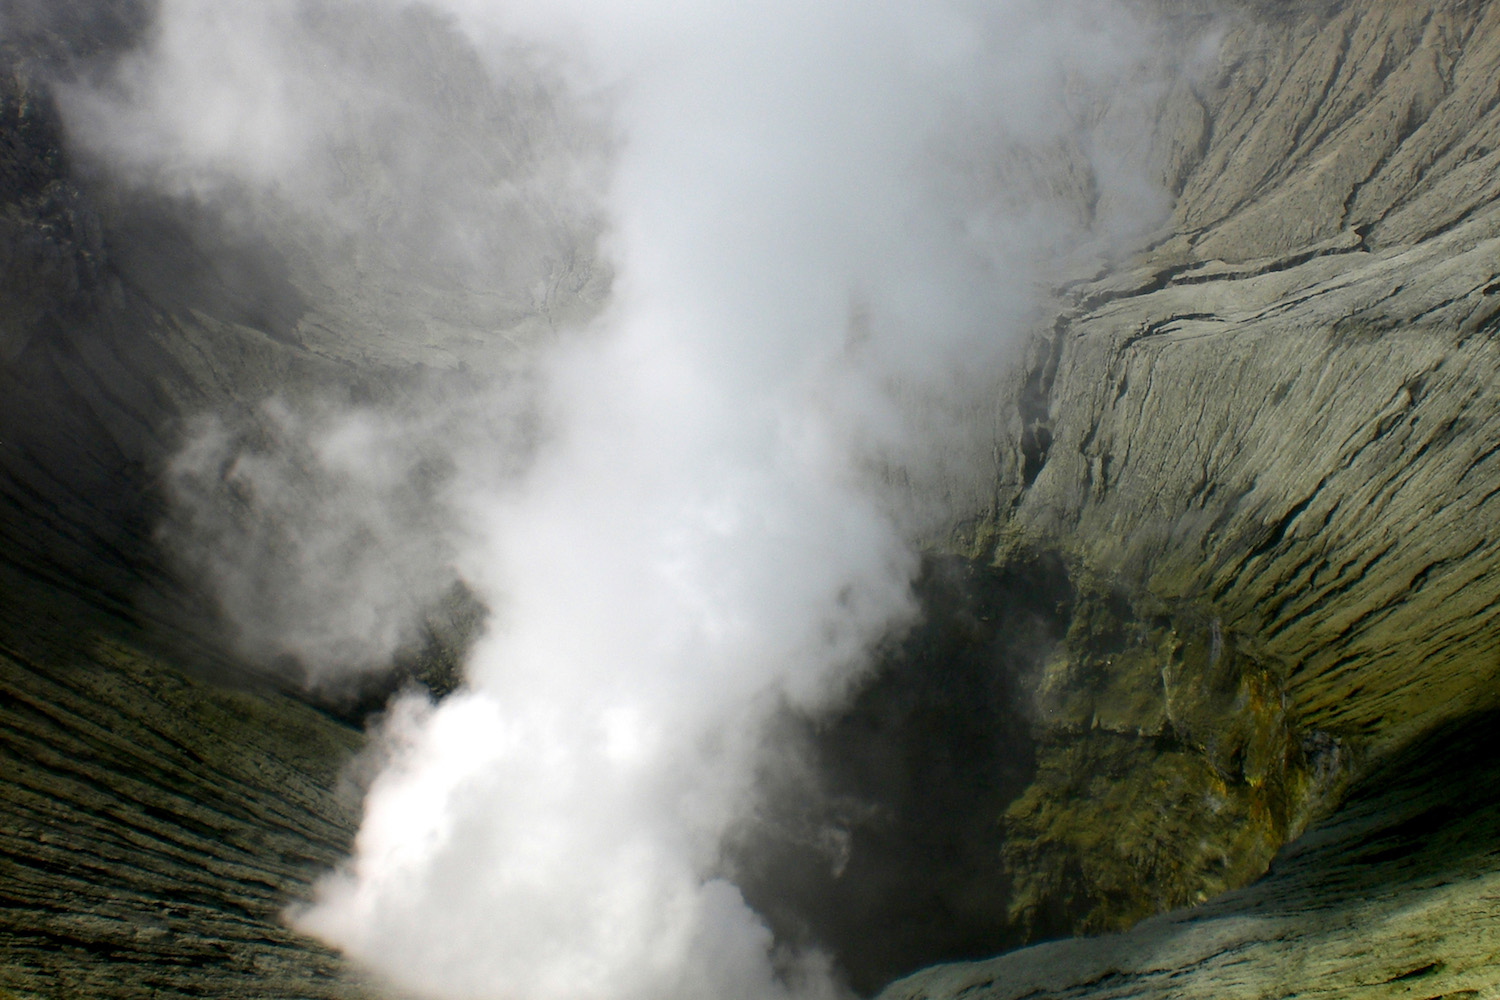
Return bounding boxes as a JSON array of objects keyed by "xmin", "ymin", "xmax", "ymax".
[{"xmin": 56, "ymin": 0, "xmax": 1160, "ymax": 996}]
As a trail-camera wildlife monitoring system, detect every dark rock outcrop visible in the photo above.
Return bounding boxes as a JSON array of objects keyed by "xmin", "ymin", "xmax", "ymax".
[
  {"xmin": 881, "ymin": 710, "xmax": 1500, "ymax": 1000},
  {"xmin": 0, "ymin": 570, "xmax": 371, "ymax": 999}
]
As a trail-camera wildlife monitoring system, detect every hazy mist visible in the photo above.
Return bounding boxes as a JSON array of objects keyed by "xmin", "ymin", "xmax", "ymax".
[{"xmin": 54, "ymin": 0, "xmax": 1168, "ymax": 996}]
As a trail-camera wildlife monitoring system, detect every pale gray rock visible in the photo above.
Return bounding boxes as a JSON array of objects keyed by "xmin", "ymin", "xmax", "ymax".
[
  {"xmin": 976, "ymin": 0, "xmax": 1500, "ymax": 743},
  {"xmin": 897, "ymin": 0, "xmax": 1500, "ymax": 995}
]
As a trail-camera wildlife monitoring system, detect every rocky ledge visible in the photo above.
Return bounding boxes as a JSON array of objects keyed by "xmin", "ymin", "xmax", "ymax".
[{"xmin": 881, "ymin": 709, "xmax": 1500, "ymax": 1000}]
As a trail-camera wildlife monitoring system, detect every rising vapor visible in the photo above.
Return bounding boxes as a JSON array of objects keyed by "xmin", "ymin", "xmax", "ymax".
[{"xmin": 56, "ymin": 0, "xmax": 1161, "ymax": 996}]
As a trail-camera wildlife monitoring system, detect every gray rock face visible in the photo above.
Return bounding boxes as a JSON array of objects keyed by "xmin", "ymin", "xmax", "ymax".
[
  {"xmin": 0, "ymin": 571, "xmax": 371, "ymax": 1000},
  {"xmin": 892, "ymin": 0, "xmax": 1500, "ymax": 995},
  {"xmin": 980, "ymin": 0, "xmax": 1500, "ymax": 741}
]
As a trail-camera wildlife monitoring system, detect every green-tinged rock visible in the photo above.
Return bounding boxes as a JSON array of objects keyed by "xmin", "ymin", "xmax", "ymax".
[
  {"xmin": 0, "ymin": 574, "xmax": 379, "ymax": 1000},
  {"xmin": 999, "ymin": 580, "xmax": 1342, "ymax": 945},
  {"xmin": 880, "ymin": 711, "xmax": 1500, "ymax": 1000},
  {"xmin": 730, "ymin": 555, "xmax": 1350, "ymax": 989}
]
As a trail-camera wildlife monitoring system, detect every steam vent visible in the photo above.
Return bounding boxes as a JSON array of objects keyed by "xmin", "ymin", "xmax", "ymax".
[{"xmin": 5, "ymin": 0, "xmax": 1500, "ymax": 998}]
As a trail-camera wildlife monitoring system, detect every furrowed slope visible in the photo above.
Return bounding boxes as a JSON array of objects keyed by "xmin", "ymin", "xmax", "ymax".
[
  {"xmin": 986, "ymin": 0, "xmax": 1500, "ymax": 740},
  {"xmin": 893, "ymin": 1, "xmax": 1500, "ymax": 996}
]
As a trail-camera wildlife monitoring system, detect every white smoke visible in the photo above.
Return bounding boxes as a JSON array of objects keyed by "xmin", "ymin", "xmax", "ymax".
[
  {"xmin": 56, "ymin": 0, "xmax": 1163, "ymax": 996},
  {"xmin": 158, "ymin": 386, "xmax": 532, "ymax": 682}
]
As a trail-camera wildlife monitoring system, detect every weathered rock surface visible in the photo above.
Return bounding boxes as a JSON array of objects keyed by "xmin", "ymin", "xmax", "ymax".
[
  {"xmin": 0, "ymin": 569, "xmax": 375, "ymax": 999},
  {"xmin": 892, "ymin": 0, "xmax": 1500, "ymax": 994},
  {"xmin": 880, "ymin": 709, "xmax": 1500, "ymax": 1000},
  {"xmin": 731, "ymin": 559, "xmax": 1336, "ymax": 992},
  {"xmin": 982, "ymin": 0, "xmax": 1500, "ymax": 743}
]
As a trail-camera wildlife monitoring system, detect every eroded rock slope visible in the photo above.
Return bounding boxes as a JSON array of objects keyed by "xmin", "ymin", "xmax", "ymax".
[
  {"xmin": 897, "ymin": 0, "xmax": 1500, "ymax": 995},
  {"xmin": 985, "ymin": 0, "xmax": 1500, "ymax": 740},
  {"xmin": 0, "ymin": 573, "xmax": 370, "ymax": 1000}
]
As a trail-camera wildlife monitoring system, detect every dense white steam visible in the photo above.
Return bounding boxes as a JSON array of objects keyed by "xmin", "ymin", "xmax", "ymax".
[
  {"xmin": 160, "ymin": 389, "xmax": 531, "ymax": 681},
  {"xmin": 59, "ymin": 0, "xmax": 1160, "ymax": 997}
]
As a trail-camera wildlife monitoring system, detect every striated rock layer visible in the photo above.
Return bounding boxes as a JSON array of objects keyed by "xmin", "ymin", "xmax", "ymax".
[
  {"xmin": 983, "ymin": 0, "xmax": 1500, "ymax": 740},
  {"xmin": 895, "ymin": 0, "xmax": 1500, "ymax": 995},
  {"xmin": 0, "ymin": 570, "xmax": 372, "ymax": 999}
]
